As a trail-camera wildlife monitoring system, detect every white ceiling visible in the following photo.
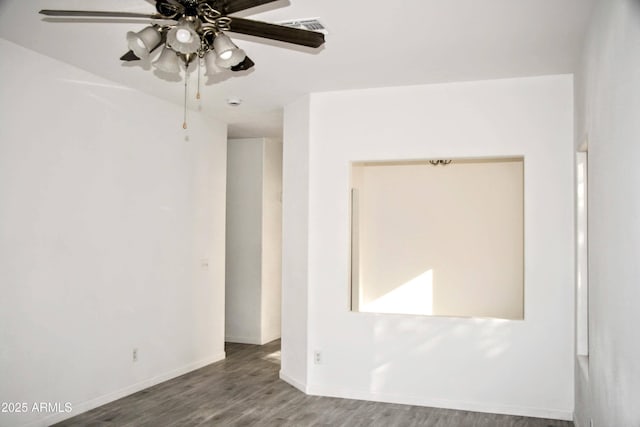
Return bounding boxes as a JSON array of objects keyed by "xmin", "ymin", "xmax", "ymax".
[{"xmin": 0, "ymin": 0, "xmax": 595, "ymax": 138}]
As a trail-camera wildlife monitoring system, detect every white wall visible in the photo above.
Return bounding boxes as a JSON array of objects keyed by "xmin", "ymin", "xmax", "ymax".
[
  {"xmin": 261, "ymin": 140, "xmax": 283, "ymax": 344},
  {"xmin": 282, "ymin": 75, "xmax": 575, "ymax": 419},
  {"xmin": 574, "ymin": 1, "xmax": 640, "ymax": 426},
  {"xmin": 280, "ymin": 96, "xmax": 311, "ymax": 391},
  {"xmin": 225, "ymin": 139, "xmax": 263, "ymax": 343},
  {"xmin": 225, "ymin": 138, "xmax": 282, "ymax": 345},
  {"xmin": 0, "ymin": 39, "xmax": 227, "ymax": 427},
  {"xmin": 352, "ymin": 160, "xmax": 524, "ymax": 319}
]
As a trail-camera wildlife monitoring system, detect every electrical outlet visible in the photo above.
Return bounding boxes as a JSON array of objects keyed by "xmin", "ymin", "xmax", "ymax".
[
  {"xmin": 133, "ymin": 348, "xmax": 138, "ymax": 362},
  {"xmin": 314, "ymin": 350, "xmax": 322, "ymax": 364}
]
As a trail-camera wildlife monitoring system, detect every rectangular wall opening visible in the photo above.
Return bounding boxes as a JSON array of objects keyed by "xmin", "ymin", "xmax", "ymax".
[{"xmin": 350, "ymin": 157, "xmax": 524, "ymax": 320}]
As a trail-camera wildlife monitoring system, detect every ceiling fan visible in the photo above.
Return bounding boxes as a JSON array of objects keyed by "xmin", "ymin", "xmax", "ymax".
[
  {"xmin": 40, "ymin": 0, "xmax": 325, "ymax": 126},
  {"xmin": 40, "ymin": 0, "xmax": 325, "ymax": 70}
]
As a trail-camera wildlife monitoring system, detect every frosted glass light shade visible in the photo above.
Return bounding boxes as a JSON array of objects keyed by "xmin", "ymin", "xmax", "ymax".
[
  {"xmin": 126, "ymin": 26, "xmax": 162, "ymax": 59},
  {"xmin": 167, "ymin": 22, "xmax": 201, "ymax": 54},
  {"xmin": 153, "ymin": 46, "xmax": 181, "ymax": 73},
  {"xmin": 213, "ymin": 34, "xmax": 245, "ymax": 68},
  {"xmin": 204, "ymin": 51, "xmax": 223, "ymax": 75}
]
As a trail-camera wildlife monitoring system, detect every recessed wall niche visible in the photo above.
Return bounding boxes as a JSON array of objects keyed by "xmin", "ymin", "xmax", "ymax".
[{"xmin": 350, "ymin": 157, "xmax": 524, "ymax": 320}]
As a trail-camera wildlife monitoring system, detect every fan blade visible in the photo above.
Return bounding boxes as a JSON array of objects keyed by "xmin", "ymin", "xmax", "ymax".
[
  {"xmin": 40, "ymin": 10, "xmax": 161, "ymax": 19},
  {"xmin": 223, "ymin": 0, "xmax": 280, "ymax": 15},
  {"xmin": 229, "ymin": 17, "xmax": 325, "ymax": 48},
  {"xmin": 120, "ymin": 50, "xmax": 140, "ymax": 61},
  {"xmin": 231, "ymin": 56, "xmax": 255, "ymax": 71}
]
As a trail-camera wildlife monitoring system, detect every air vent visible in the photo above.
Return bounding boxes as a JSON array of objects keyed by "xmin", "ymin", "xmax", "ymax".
[{"xmin": 279, "ymin": 18, "xmax": 328, "ymax": 35}]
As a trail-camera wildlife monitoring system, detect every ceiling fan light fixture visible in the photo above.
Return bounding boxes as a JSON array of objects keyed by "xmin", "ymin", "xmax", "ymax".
[
  {"xmin": 153, "ymin": 46, "xmax": 181, "ymax": 74},
  {"xmin": 39, "ymin": 2, "xmax": 326, "ymax": 131},
  {"xmin": 167, "ymin": 20, "xmax": 201, "ymax": 54},
  {"xmin": 204, "ymin": 51, "xmax": 223, "ymax": 75},
  {"xmin": 216, "ymin": 48, "xmax": 245, "ymax": 68},
  {"xmin": 213, "ymin": 33, "xmax": 245, "ymax": 68},
  {"xmin": 126, "ymin": 25, "xmax": 162, "ymax": 59}
]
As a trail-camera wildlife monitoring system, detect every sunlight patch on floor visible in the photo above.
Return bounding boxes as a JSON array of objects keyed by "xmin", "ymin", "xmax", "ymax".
[{"xmin": 262, "ymin": 350, "xmax": 281, "ymax": 364}]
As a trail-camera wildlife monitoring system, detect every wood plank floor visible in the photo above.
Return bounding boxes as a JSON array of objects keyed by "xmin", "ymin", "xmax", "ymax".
[{"xmin": 55, "ymin": 340, "xmax": 574, "ymax": 427}]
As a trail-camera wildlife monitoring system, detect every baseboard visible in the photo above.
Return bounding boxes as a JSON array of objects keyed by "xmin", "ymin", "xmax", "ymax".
[
  {"xmin": 260, "ymin": 333, "xmax": 281, "ymax": 345},
  {"xmin": 279, "ymin": 370, "xmax": 308, "ymax": 393},
  {"xmin": 225, "ymin": 335, "xmax": 263, "ymax": 345},
  {"xmin": 24, "ymin": 351, "xmax": 226, "ymax": 427},
  {"xmin": 305, "ymin": 384, "xmax": 573, "ymax": 421},
  {"xmin": 225, "ymin": 333, "xmax": 281, "ymax": 345}
]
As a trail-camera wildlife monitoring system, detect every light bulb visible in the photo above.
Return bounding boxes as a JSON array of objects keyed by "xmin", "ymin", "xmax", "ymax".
[
  {"xmin": 167, "ymin": 21, "xmax": 201, "ymax": 54},
  {"xmin": 176, "ymin": 29, "xmax": 192, "ymax": 43},
  {"xmin": 220, "ymin": 50, "xmax": 232, "ymax": 60}
]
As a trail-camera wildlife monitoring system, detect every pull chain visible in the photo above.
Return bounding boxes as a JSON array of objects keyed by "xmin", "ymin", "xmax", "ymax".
[
  {"xmin": 196, "ymin": 58, "xmax": 201, "ymax": 100},
  {"xmin": 183, "ymin": 70, "xmax": 188, "ymax": 130}
]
